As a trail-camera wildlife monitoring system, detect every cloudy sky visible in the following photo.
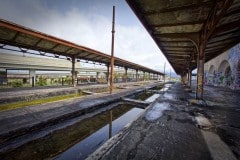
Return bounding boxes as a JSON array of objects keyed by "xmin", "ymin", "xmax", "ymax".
[{"xmin": 0, "ymin": 0, "xmax": 175, "ymax": 75}]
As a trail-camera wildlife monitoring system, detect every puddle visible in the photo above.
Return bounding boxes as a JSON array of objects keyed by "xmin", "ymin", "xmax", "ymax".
[
  {"xmin": 1, "ymin": 103, "xmax": 143, "ymax": 160},
  {"xmin": 163, "ymin": 93, "xmax": 175, "ymax": 100},
  {"xmin": 55, "ymin": 108, "xmax": 143, "ymax": 160},
  {"xmin": 128, "ymin": 91, "xmax": 155, "ymax": 101},
  {"xmin": 145, "ymin": 102, "xmax": 171, "ymax": 121}
]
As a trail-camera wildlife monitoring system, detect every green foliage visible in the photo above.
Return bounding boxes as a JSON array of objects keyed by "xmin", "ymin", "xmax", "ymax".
[
  {"xmin": 64, "ymin": 76, "xmax": 72, "ymax": 85},
  {"xmin": 0, "ymin": 93, "xmax": 85, "ymax": 111},
  {"xmin": 37, "ymin": 76, "xmax": 47, "ymax": 86},
  {"xmin": 10, "ymin": 80, "xmax": 23, "ymax": 87}
]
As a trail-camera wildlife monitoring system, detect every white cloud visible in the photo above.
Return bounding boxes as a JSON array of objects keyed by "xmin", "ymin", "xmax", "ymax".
[{"xmin": 0, "ymin": 0, "xmax": 175, "ymax": 74}]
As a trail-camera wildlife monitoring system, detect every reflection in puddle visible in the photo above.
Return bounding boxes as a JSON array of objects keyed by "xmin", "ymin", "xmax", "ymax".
[
  {"xmin": 1, "ymin": 104, "xmax": 143, "ymax": 160},
  {"xmin": 55, "ymin": 108, "xmax": 143, "ymax": 160},
  {"xmin": 145, "ymin": 102, "xmax": 170, "ymax": 121}
]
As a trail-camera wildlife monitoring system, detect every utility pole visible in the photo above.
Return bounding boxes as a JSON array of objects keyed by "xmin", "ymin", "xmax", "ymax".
[{"xmin": 110, "ymin": 6, "xmax": 115, "ymax": 94}]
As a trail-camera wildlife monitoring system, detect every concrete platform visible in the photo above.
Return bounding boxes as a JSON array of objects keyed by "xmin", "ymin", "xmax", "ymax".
[
  {"xmin": 0, "ymin": 81, "xmax": 154, "ymax": 104},
  {"xmin": 88, "ymin": 82, "xmax": 240, "ymax": 160},
  {"xmin": 0, "ymin": 81, "xmax": 160, "ymax": 145}
]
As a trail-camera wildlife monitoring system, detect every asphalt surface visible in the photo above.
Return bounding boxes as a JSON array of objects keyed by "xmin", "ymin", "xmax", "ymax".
[{"xmin": 89, "ymin": 82, "xmax": 240, "ymax": 160}]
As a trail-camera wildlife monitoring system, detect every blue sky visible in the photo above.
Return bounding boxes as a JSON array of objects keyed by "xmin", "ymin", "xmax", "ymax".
[{"xmin": 0, "ymin": 0, "xmax": 175, "ymax": 75}]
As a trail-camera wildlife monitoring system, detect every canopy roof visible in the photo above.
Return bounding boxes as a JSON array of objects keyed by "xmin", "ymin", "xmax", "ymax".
[
  {"xmin": 126, "ymin": 0, "xmax": 240, "ymax": 75},
  {"xmin": 0, "ymin": 19, "xmax": 163, "ymax": 75}
]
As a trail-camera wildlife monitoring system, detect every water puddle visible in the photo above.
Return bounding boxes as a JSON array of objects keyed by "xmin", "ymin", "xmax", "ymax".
[
  {"xmin": 128, "ymin": 91, "xmax": 155, "ymax": 101},
  {"xmin": 145, "ymin": 102, "xmax": 171, "ymax": 121},
  {"xmin": 163, "ymin": 93, "xmax": 175, "ymax": 100},
  {"xmin": 55, "ymin": 108, "xmax": 143, "ymax": 160},
  {"xmin": 1, "ymin": 103, "xmax": 143, "ymax": 160}
]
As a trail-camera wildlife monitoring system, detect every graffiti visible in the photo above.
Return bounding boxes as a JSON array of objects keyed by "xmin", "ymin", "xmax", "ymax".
[{"xmin": 206, "ymin": 43, "xmax": 240, "ymax": 90}]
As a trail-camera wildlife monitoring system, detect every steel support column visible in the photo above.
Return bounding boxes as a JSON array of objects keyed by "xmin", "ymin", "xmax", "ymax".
[
  {"xmin": 124, "ymin": 67, "xmax": 128, "ymax": 83},
  {"xmin": 136, "ymin": 69, "xmax": 138, "ymax": 82},
  {"xmin": 71, "ymin": 56, "xmax": 76, "ymax": 87},
  {"xmin": 196, "ymin": 44, "xmax": 205, "ymax": 100}
]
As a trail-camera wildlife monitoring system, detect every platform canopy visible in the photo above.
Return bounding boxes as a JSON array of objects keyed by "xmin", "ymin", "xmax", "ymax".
[
  {"xmin": 126, "ymin": 0, "xmax": 240, "ymax": 75},
  {"xmin": 0, "ymin": 19, "xmax": 163, "ymax": 75}
]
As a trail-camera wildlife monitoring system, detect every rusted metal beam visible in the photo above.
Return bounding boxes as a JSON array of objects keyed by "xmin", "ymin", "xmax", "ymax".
[
  {"xmin": 203, "ymin": 0, "xmax": 234, "ymax": 41},
  {"xmin": 34, "ymin": 38, "xmax": 43, "ymax": 47},
  {"xmin": 207, "ymin": 36, "xmax": 238, "ymax": 44},
  {"xmin": 213, "ymin": 20, "xmax": 240, "ymax": 35},
  {"xmin": 195, "ymin": 0, "xmax": 233, "ymax": 100},
  {"xmin": 110, "ymin": 6, "xmax": 115, "ymax": 94},
  {"xmin": 50, "ymin": 43, "xmax": 59, "ymax": 50}
]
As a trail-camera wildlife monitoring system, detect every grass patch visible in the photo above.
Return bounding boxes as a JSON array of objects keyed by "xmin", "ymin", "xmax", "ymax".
[{"xmin": 0, "ymin": 93, "xmax": 85, "ymax": 112}]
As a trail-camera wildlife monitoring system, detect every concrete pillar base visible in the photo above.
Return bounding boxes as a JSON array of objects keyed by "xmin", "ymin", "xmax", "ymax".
[{"xmin": 188, "ymin": 99, "xmax": 207, "ymax": 107}]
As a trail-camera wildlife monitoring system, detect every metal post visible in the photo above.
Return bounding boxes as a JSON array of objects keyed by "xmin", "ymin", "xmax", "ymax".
[
  {"xmin": 110, "ymin": 6, "xmax": 115, "ymax": 94},
  {"xmin": 72, "ymin": 56, "xmax": 76, "ymax": 87},
  {"xmin": 136, "ymin": 69, "xmax": 138, "ymax": 82},
  {"xmin": 32, "ymin": 76, "xmax": 34, "ymax": 87},
  {"xmin": 125, "ymin": 67, "xmax": 128, "ymax": 83},
  {"xmin": 196, "ymin": 44, "xmax": 205, "ymax": 100}
]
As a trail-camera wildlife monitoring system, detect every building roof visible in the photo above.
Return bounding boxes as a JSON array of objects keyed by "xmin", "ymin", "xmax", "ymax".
[
  {"xmin": 126, "ymin": 0, "xmax": 240, "ymax": 75},
  {"xmin": 0, "ymin": 19, "xmax": 163, "ymax": 75}
]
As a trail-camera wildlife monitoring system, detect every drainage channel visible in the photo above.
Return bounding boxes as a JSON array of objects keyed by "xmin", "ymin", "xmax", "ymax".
[
  {"xmin": 0, "ymin": 84, "xmax": 166, "ymax": 160},
  {"xmin": 0, "ymin": 102, "xmax": 145, "ymax": 160}
]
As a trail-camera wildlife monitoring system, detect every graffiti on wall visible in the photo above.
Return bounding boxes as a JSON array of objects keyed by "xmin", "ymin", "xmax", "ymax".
[
  {"xmin": 205, "ymin": 43, "xmax": 240, "ymax": 90},
  {"xmin": 228, "ymin": 43, "xmax": 240, "ymax": 89}
]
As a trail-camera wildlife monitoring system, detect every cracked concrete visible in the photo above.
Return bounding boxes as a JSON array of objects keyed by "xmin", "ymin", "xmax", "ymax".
[{"xmin": 89, "ymin": 82, "xmax": 239, "ymax": 160}]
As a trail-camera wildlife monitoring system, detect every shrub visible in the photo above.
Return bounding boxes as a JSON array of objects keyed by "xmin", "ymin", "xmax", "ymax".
[
  {"xmin": 10, "ymin": 80, "xmax": 23, "ymax": 87},
  {"xmin": 37, "ymin": 76, "xmax": 47, "ymax": 86}
]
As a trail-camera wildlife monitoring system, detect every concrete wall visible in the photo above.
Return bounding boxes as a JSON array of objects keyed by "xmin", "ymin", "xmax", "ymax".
[{"xmin": 204, "ymin": 43, "xmax": 240, "ymax": 90}]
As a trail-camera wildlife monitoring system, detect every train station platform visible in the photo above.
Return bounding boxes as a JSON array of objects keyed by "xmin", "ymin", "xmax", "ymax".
[
  {"xmin": 0, "ymin": 81, "xmax": 160, "ymax": 153},
  {"xmin": 88, "ymin": 82, "xmax": 240, "ymax": 160},
  {"xmin": 0, "ymin": 81, "xmax": 153, "ymax": 104}
]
